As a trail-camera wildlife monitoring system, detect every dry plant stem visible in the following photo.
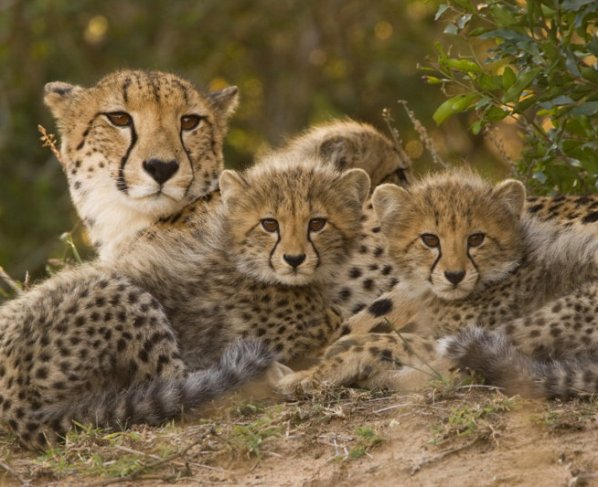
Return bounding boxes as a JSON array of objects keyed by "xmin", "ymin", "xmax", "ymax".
[
  {"xmin": 0, "ymin": 266, "xmax": 21, "ymax": 295},
  {"xmin": 381, "ymin": 108, "xmax": 413, "ymax": 167},
  {"xmin": 0, "ymin": 459, "xmax": 30, "ymax": 486},
  {"xmin": 37, "ymin": 124, "xmax": 63, "ymax": 165},
  {"xmin": 397, "ymin": 100, "xmax": 448, "ymax": 168},
  {"xmin": 483, "ymin": 126, "xmax": 516, "ymax": 173},
  {"xmin": 88, "ymin": 438, "xmax": 206, "ymax": 487}
]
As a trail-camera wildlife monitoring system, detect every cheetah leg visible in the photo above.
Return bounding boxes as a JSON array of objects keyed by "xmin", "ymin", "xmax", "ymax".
[
  {"xmin": 334, "ymin": 285, "xmax": 435, "ymax": 339},
  {"xmin": 275, "ymin": 332, "xmax": 450, "ymax": 395}
]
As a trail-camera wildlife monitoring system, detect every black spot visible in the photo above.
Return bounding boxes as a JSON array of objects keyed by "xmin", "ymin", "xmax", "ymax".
[
  {"xmin": 349, "ymin": 267, "xmax": 362, "ymax": 279},
  {"xmin": 370, "ymin": 321, "xmax": 393, "ymax": 333},
  {"xmin": 368, "ymin": 298, "xmax": 393, "ymax": 317},
  {"xmin": 582, "ymin": 211, "xmax": 598, "ymax": 224}
]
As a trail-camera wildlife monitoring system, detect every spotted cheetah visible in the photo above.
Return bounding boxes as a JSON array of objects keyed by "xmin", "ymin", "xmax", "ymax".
[
  {"xmin": 0, "ymin": 264, "xmax": 272, "ymax": 450},
  {"xmin": 1, "ymin": 151, "xmax": 370, "ymax": 449},
  {"xmin": 44, "ymin": 69, "xmax": 239, "ymax": 261},
  {"xmin": 277, "ymin": 171, "xmax": 598, "ymax": 398},
  {"xmin": 276, "ymin": 119, "xmax": 411, "ymax": 189}
]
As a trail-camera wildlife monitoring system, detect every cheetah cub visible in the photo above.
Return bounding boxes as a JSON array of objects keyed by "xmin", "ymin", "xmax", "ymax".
[
  {"xmin": 44, "ymin": 69, "xmax": 239, "ymax": 261},
  {"xmin": 278, "ymin": 171, "xmax": 598, "ymax": 398},
  {"xmin": 0, "ymin": 156, "xmax": 370, "ymax": 449},
  {"xmin": 276, "ymin": 119, "xmax": 411, "ymax": 189},
  {"xmin": 115, "ymin": 155, "xmax": 371, "ymax": 371}
]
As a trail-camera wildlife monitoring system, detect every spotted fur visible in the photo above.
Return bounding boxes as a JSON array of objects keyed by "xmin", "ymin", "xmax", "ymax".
[{"xmin": 277, "ymin": 172, "xmax": 598, "ymax": 398}]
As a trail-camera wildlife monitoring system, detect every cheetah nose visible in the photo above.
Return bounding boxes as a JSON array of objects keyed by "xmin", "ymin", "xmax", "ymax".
[
  {"xmin": 444, "ymin": 270, "xmax": 465, "ymax": 285},
  {"xmin": 283, "ymin": 254, "xmax": 306, "ymax": 268},
  {"xmin": 143, "ymin": 158, "xmax": 179, "ymax": 185}
]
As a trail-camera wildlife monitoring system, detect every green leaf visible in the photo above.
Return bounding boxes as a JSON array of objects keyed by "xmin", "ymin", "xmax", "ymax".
[
  {"xmin": 457, "ymin": 13, "xmax": 473, "ymax": 29},
  {"xmin": 502, "ymin": 68, "xmax": 541, "ymax": 103},
  {"xmin": 424, "ymin": 76, "xmax": 444, "ymax": 85},
  {"xmin": 452, "ymin": 0, "xmax": 474, "ymax": 12},
  {"xmin": 435, "ymin": 4, "xmax": 449, "ymax": 21},
  {"xmin": 444, "ymin": 23, "xmax": 459, "ymax": 35},
  {"xmin": 570, "ymin": 101, "xmax": 598, "ymax": 116},
  {"xmin": 479, "ymin": 73, "xmax": 502, "ymax": 90},
  {"xmin": 471, "ymin": 120, "xmax": 483, "ymax": 135},
  {"xmin": 445, "ymin": 58, "xmax": 482, "ymax": 73},
  {"xmin": 539, "ymin": 95, "xmax": 575, "ymax": 109},
  {"xmin": 485, "ymin": 106, "xmax": 510, "ymax": 121},
  {"xmin": 433, "ymin": 94, "xmax": 479, "ymax": 125},
  {"xmin": 502, "ymin": 67, "xmax": 516, "ymax": 89}
]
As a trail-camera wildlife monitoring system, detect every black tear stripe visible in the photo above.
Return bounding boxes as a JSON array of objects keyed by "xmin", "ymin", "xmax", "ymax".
[
  {"xmin": 306, "ymin": 227, "xmax": 321, "ymax": 270},
  {"xmin": 76, "ymin": 115, "xmax": 99, "ymax": 151},
  {"xmin": 428, "ymin": 246, "xmax": 442, "ymax": 283},
  {"xmin": 179, "ymin": 126, "xmax": 196, "ymax": 198},
  {"xmin": 122, "ymin": 77, "xmax": 132, "ymax": 103},
  {"xmin": 116, "ymin": 121, "xmax": 138, "ymax": 194},
  {"xmin": 268, "ymin": 231, "xmax": 281, "ymax": 271}
]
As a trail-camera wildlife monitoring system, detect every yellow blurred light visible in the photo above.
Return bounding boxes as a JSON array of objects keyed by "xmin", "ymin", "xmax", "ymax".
[
  {"xmin": 84, "ymin": 15, "xmax": 108, "ymax": 45},
  {"xmin": 374, "ymin": 21, "xmax": 393, "ymax": 41},
  {"xmin": 405, "ymin": 139, "xmax": 424, "ymax": 159},
  {"xmin": 209, "ymin": 77, "xmax": 229, "ymax": 91}
]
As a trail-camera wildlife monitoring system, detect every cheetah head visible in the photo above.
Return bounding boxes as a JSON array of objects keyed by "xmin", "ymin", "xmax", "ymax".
[
  {"xmin": 44, "ymin": 70, "xmax": 238, "ymax": 259},
  {"xmin": 373, "ymin": 171, "xmax": 526, "ymax": 300},
  {"xmin": 284, "ymin": 119, "xmax": 411, "ymax": 190},
  {"xmin": 219, "ymin": 157, "xmax": 370, "ymax": 286}
]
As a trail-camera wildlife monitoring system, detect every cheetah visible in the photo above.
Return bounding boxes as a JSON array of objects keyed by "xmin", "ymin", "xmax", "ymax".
[
  {"xmin": 277, "ymin": 171, "xmax": 598, "ymax": 398},
  {"xmin": 44, "ymin": 69, "xmax": 239, "ymax": 261},
  {"xmin": 0, "ymin": 264, "xmax": 272, "ymax": 450},
  {"xmin": 44, "ymin": 72, "xmax": 406, "ymax": 319},
  {"xmin": 275, "ymin": 119, "xmax": 411, "ymax": 189},
  {"xmin": 1, "ymin": 153, "xmax": 370, "ymax": 449}
]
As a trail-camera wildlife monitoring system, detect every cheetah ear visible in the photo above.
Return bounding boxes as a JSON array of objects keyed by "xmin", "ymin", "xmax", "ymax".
[
  {"xmin": 492, "ymin": 179, "xmax": 526, "ymax": 216},
  {"xmin": 219, "ymin": 170, "xmax": 249, "ymax": 207},
  {"xmin": 337, "ymin": 168, "xmax": 370, "ymax": 205},
  {"xmin": 319, "ymin": 135, "xmax": 358, "ymax": 171},
  {"xmin": 208, "ymin": 86, "xmax": 239, "ymax": 119},
  {"xmin": 44, "ymin": 81, "xmax": 84, "ymax": 119},
  {"xmin": 372, "ymin": 183, "xmax": 411, "ymax": 225}
]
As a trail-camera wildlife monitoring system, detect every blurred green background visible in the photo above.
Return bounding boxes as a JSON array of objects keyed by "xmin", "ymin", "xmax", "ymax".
[{"xmin": 0, "ymin": 0, "xmax": 508, "ymax": 280}]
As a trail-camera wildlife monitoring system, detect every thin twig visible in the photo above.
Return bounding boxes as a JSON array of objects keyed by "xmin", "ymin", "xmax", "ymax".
[
  {"xmin": 37, "ymin": 124, "xmax": 63, "ymax": 165},
  {"xmin": 397, "ymin": 100, "xmax": 448, "ymax": 168}
]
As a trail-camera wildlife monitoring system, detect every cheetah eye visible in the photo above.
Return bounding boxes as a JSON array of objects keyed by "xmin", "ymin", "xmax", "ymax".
[
  {"xmin": 468, "ymin": 232, "xmax": 485, "ymax": 247},
  {"xmin": 309, "ymin": 218, "xmax": 326, "ymax": 232},
  {"xmin": 181, "ymin": 114, "xmax": 203, "ymax": 131},
  {"xmin": 106, "ymin": 112, "xmax": 132, "ymax": 127},
  {"xmin": 261, "ymin": 218, "xmax": 279, "ymax": 233},
  {"xmin": 421, "ymin": 233, "xmax": 440, "ymax": 248}
]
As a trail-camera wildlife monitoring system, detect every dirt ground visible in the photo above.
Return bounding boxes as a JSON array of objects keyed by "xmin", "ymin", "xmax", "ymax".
[{"xmin": 1, "ymin": 384, "xmax": 598, "ymax": 487}]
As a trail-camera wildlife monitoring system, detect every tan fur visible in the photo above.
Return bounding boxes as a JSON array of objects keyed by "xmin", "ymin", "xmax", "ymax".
[
  {"xmin": 44, "ymin": 70, "xmax": 239, "ymax": 261},
  {"xmin": 276, "ymin": 119, "xmax": 411, "ymax": 189},
  {"xmin": 277, "ymin": 172, "xmax": 598, "ymax": 397},
  {"xmin": 0, "ymin": 155, "xmax": 371, "ymax": 449}
]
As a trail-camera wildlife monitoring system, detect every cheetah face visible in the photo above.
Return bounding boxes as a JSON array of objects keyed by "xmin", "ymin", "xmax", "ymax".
[
  {"xmin": 220, "ymin": 159, "xmax": 370, "ymax": 286},
  {"xmin": 44, "ymin": 70, "xmax": 238, "ymax": 252},
  {"xmin": 373, "ymin": 172, "xmax": 526, "ymax": 301}
]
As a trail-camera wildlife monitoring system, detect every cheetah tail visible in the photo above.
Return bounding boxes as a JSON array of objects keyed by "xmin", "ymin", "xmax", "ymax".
[
  {"xmin": 37, "ymin": 339, "xmax": 273, "ymax": 439},
  {"xmin": 438, "ymin": 326, "xmax": 598, "ymax": 399}
]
